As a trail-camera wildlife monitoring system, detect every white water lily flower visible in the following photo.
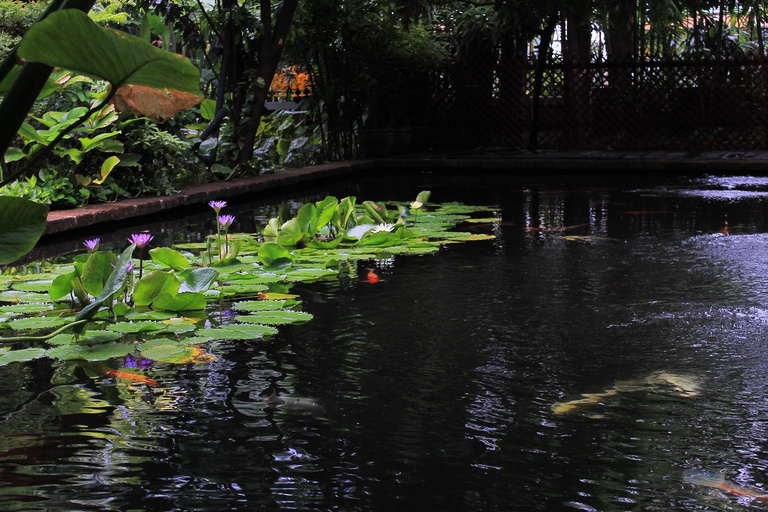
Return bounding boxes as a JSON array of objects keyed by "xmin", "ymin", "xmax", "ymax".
[
  {"xmin": 371, "ymin": 223, "xmax": 394, "ymax": 233},
  {"xmin": 410, "ymin": 201, "xmax": 423, "ymax": 209}
]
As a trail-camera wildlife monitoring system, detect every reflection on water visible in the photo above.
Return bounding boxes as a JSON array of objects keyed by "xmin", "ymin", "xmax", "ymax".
[{"xmin": 7, "ymin": 173, "xmax": 768, "ymax": 509}]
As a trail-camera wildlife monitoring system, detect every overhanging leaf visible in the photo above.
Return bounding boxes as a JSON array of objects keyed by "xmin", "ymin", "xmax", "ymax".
[
  {"xmin": 18, "ymin": 10, "xmax": 202, "ymax": 96},
  {"xmin": 0, "ymin": 197, "xmax": 48, "ymax": 265},
  {"xmin": 112, "ymin": 84, "xmax": 203, "ymax": 122}
]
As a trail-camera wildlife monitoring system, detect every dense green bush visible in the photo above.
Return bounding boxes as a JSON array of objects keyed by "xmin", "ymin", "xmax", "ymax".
[{"xmin": 0, "ymin": 0, "xmax": 45, "ymax": 59}]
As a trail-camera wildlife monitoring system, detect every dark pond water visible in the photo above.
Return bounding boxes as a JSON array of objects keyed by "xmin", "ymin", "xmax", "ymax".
[{"xmin": 5, "ymin": 171, "xmax": 768, "ymax": 511}]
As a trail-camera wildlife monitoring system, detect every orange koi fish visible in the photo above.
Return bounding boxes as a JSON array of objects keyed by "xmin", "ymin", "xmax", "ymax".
[
  {"xmin": 103, "ymin": 368, "xmax": 158, "ymax": 387},
  {"xmin": 685, "ymin": 470, "xmax": 768, "ymax": 501},
  {"xmin": 367, "ymin": 270, "xmax": 380, "ymax": 284}
]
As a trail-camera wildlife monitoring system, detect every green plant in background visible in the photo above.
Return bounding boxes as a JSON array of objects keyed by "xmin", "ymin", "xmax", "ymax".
[
  {"xmin": 0, "ymin": 192, "xmax": 499, "ymax": 372},
  {"xmin": 0, "ymin": 0, "xmax": 46, "ymax": 60}
]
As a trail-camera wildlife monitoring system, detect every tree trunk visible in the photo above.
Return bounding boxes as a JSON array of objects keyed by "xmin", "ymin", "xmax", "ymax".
[
  {"xmin": 236, "ymin": 0, "xmax": 300, "ymax": 167},
  {"xmin": 528, "ymin": 10, "xmax": 559, "ymax": 150}
]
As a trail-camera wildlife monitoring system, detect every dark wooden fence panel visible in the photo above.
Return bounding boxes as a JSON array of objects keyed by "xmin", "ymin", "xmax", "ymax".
[{"xmin": 425, "ymin": 56, "xmax": 768, "ymax": 151}]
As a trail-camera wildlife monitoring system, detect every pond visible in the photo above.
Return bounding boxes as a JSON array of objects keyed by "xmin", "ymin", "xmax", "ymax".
[{"xmin": 3, "ymin": 171, "xmax": 768, "ymax": 511}]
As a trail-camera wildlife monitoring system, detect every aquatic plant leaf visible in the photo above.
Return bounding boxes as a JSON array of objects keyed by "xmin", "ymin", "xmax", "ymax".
[
  {"xmin": 50, "ymin": 270, "xmax": 77, "ymax": 300},
  {"xmin": 219, "ymin": 283, "xmax": 270, "ymax": 296},
  {"xmin": 277, "ymin": 218, "xmax": 306, "ymax": 246},
  {"xmin": 178, "ymin": 268, "xmax": 218, "ymax": 293},
  {"xmin": 257, "ymin": 242, "xmax": 293, "ymax": 267},
  {"xmin": 140, "ymin": 344, "xmax": 216, "ymax": 364},
  {"xmin": 152, "ymin": 291, "xmax": 206, "ymax": 312},
  {"xmin": 46, "ymin": 342, "xmax": 136, "ymax": 361},
  {"xmin": 0, "ymin": 347, "xmax": 46, "ymax": 365},
  {"xmin": 106, "ymin": 321, "xmax": 167, "ymax": 334},
  {"xmin": 11, "ymin": 280, "xmax": 53, "ymax": 293},
  {"xmin": 284, "ymin": 268, "xmax": 338, "ymax": 282},
  {"xmin": 124, "ymin": 310, "xmax": 174, "ymax": 321},
  {"xmin": 0, "ymin": 303, "xmax": 51, "ymax": 315},
  {"xmin": 256, "ymin": 292, "xmax": 300, "ymax": 301},
  {"xmin": 8, "ymin": 316, "xmax": 70, "ymax": 331},
  {"xmin": 356, "ymin": 230, "xmax": 404, "ymax": 247},
  {"xmin": 48, "ymin": 331, "xmax": 123, "ymax": 345},
  {"xmin": 236, "ymin": 311, "xmax": 313, "ymax": 325},
  {"xmin": 132, "ymin": 270, "xmax": 180, "ymax": 307},
  {"xmin": 415, "ymin": 190, "xmax": 431, "ymax": 204},
  {"xmin": 197, "ymin": 323, "xmax": 278, "ymax": 340},
  {"xmin": 347, "ymin": 224, "xmax": 375, "ymax": 239},
  {"xmin": 17, "ymin": 10, "xmax": 202, "ymax": 96},
  {"xmin": 307, "ymin": 236, "xmax": 344, "ymax": 249},
  {"xmin": 0, "ymin": 197, "xmax": 48, "ymax": 265},
  {"xmin": 76, "ymin": 244, "xmax": 135, "ymax": 322},
  {"xmin": 0, "ymin": 290, "xmax": 51, "ymax": 303},
  {"xmin": 316, "ymin": 196, "xmax": 339, "ymax": 229},
  {"xmin": 232, "ymin": 300, "xmax": 287, "ymax": 312},
  {"xmin": 81, "ymin": 251, "xmax": 117, "ymax": 296},
  {"xmin": 149, "ymin": 247, "xmax": 190, "ymax": 270}
]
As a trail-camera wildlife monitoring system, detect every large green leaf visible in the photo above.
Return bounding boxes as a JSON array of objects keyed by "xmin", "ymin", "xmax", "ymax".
[
  {"xmin": 17, "ymin": 9, "xmax": 202, "ymax": 95},
  {"xmin": 132, "ymin": 270, "xmax": 180, "ymax": 307},
  {"xmin": 0, "ymin": 197, "xmax": 48, "ymax": 264},
  {"xmin": 149, "ymin": 247, "xmax": 189, "ymax": 270},
  {"xmin": 76, "ymin": 243, "xmax": 135, "ymax": 322},
  {"xmin": 178, "ymin": 268, "xmax": 218, "ymax": 293},
  {"xmin": 152, "ymin": 291, "xmax": 206, "ymax": 312},
  {"xmin": 81, "ymin": 251, "xmax": 117, "ymax": 296}
]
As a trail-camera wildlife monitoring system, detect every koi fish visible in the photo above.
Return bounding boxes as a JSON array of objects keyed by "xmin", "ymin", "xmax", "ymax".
[
  {"xmin": 552, "ymin": 371, "xmax": 701, "ymax": 415},
  {"xmin": 684, "ymin": 469, "xmax": 768, "ymax": 501},
  {"xmin": 103, "ymin": 368, "xmax": 158, "ymax": 387},
  {"xmin": 367, "ymin": 270, "xmax": 380, "ymax": 284},
  {"xmin": 260, "ymin": 393, "xmax": 327, "ymax": 419}
]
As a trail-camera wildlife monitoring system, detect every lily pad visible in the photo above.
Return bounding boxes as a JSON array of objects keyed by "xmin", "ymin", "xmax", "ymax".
[
  {"xmin": 8, "ymin": 316, "xmax": 71, "ymax": 331},
  {"xmin": 46, "ymin": 342, "xmax": 136, "ymax": 361},
  {"xmin": 236, "ymin": 311, "xmax": 313, "ymax": 325},
  {"xmin": 11, "ymin": 280, "xmax": 54, "ymax": 293},
  {"xmin": 48, "ymin": 331, "xmax": 124, "ymax": 345},
  {"xmin": 231, "ymin": 300, "xmax": 287, "ymax": 312},
  {"xmin": 0, "ymin": 290, "xmax": 53, "ymax": 303},
  {"xmin": 197, "ymin": 323, "xmax": 278, "ymax": 340},
  {"xmin": 0, "ymin": 347, "xmax": 46, "ymax": 365}
]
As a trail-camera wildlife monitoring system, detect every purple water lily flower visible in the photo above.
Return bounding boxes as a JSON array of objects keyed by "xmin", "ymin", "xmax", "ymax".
[
  {"xmin": 83, "ymin": 238, "xmax": 100, "ymax": 252},
  {"xmin": 128, "ymin": 233, "xmax": 154, "ymax": 248},
  {"xmin": 209, "ymin": 200, "xmax": 227, "ymax": 212},
  {"xmin": 218, "ymin": 215, "xmax": 235, "ymax": 229}
]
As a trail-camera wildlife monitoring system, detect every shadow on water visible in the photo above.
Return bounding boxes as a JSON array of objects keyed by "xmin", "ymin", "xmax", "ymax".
[{"xmin": 6, "ymin": 171, "xmax": 768, "ymax": 510}]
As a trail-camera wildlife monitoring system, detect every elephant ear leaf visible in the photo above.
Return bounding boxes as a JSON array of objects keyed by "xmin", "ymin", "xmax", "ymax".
[
  {"xmin": 17, "ymin": 9, "xmax": 202, "ymax": 120},
  {"xmin": 0, "ymin": 197, "xmax": 47, "ymax": 264}
]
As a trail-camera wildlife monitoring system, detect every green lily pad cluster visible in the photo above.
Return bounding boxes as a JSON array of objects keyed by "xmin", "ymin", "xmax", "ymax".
[{"xmin": 0, "ymin": 191, "xmax": 497, "ymax": 372}]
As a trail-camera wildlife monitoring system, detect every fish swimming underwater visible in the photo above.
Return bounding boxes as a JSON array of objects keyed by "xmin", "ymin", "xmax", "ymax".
[
  {"xmin": 684, "ymin": 469, "xmax": 768, "ymax": 501},
  {"xmin": 103, "ymin": 368, "xmax": 158, "ymax": 387},
  {"xmin": 261, "ymin": 394, "xmax": 328, "ymax": 420},
  {"xmin": 551, "ymin": 371, "xmax": 701, "ymax": 415}
]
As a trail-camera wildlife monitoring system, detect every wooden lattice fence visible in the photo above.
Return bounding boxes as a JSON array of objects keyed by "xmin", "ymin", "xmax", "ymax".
[{"xmin": 422, "ymin": 56, "xmax": 768, "ymax": 151}]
